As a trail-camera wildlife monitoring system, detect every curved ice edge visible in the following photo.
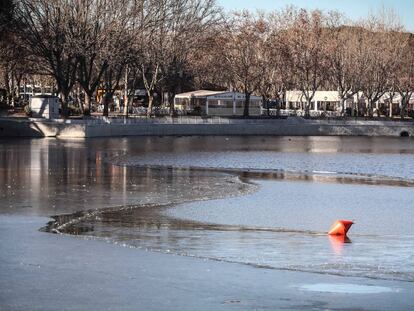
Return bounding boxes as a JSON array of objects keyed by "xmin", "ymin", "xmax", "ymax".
[
  {"xmin": 41, "ymin": 199, "xmax": 414, "ymax": 283},
  {"xmin": 41, "ymin": 206, "xmax": 326, "ymax": 236},
  {"xmin": 109, "ymin": 161, "xmax": 414, "ymax": 187},
  {"xmin": 39, "ymin": 173, "xmax": 257, "ymax": 234},
  {"xmin": 41, "ymin": 195, "xmax": 414, "ymax": 238}
]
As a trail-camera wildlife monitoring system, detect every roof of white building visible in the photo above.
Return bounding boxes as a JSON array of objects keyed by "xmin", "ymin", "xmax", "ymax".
[
  {"xmin": 175, "ymin": 90, "xmax": 262, "ymax": 100},
  {"xmin": 175, "ymin": 90, "xmax": 228, "ymax": 98}
]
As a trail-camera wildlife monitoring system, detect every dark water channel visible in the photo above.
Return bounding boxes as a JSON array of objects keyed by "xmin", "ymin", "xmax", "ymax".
[{"xmin": 1, "ymin": 136, "xmax": 414, "ymax": 282}]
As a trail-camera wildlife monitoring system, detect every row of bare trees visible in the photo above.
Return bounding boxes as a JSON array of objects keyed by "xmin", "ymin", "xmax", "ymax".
[
  {"xmin": 1, "ymin": 1, "xmax": 413, "ymax": 118},
  {"xmin": 201, "ymin": 8, "xmax": 414, "ymax": 118},
  {"xmin": 1, "ymin": 0, "xmax": 220, "ymax": 117}
]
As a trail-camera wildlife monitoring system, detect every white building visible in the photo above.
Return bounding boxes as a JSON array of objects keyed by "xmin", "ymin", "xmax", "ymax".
[
  {"xmin": 285, "ymin": 90, "xmax": 414, "ymax": 117},
  {"xmin": 174, "ymin": 90, "xmax": 262, "ymax": 116},
  {"xmin": 285, "ymin": 90, "xmax": 341, "ymax": 112}
]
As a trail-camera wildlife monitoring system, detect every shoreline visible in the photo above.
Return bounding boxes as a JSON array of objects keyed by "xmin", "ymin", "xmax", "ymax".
[{"xmin": 1, "ymin": 116, "xmax": 413, "ymax": 138}]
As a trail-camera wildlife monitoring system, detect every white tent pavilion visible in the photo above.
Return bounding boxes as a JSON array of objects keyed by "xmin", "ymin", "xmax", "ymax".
[
  {"xmin": 174, "ymin": 90, "xmax": 262, "ymax": 116},
  {"xmin": 285, "ymin": 90, "xmax": 341, "ymax": 112}
]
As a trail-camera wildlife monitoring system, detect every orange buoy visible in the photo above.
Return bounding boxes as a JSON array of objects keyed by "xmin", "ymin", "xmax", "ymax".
[{"xmin": 328, "ymin": 220, "xmax": 354, "ymax": 236}]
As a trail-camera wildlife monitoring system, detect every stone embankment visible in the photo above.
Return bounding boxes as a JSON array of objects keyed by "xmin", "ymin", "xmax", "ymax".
[{"xmin": 0, "ymin": 116, "xmax": 413, "ymax": 138}]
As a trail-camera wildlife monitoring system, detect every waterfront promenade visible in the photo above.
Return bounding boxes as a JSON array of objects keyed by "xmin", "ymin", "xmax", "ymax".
[{"xmin": 1, "ymin": 116, "xmax": 413, "ymax": 138}]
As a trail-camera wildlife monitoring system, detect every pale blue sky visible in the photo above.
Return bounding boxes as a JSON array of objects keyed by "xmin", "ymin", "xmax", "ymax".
[{"xmin": 218, "ymin": 0, "xmax": 414, "ymax": 31}]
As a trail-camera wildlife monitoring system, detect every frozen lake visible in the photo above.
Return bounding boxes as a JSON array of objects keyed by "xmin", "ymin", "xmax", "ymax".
[{"xmin": 1, "ymin": 136, "xmax": 414, "ymax": 282}]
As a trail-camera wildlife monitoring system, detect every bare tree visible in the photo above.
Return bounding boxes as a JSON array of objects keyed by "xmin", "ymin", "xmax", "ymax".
[
  {"xmin": 100, "ymin": 33, "xmax": 133, "ymax": 117},
  {"xmin": 396, "ymin": 34, "xmax": 414, "ymax": 119},
  {"xmin": 189, "ymin": 31, "xmax": 227, "ymax": 91},
  {"xmin": 358, "ymin": 8, "xmax": 405, "ymax": 117},
  {"xmin": 70, "ymin": 0, "xmax": 138, "ymax": 116},
  {"xmin": 161, "ymin": 0, "xmax": 222, "ymax": 114},
  {"xmin": 0, "ymin": 0, "xmax": 31, "ymax": 107},
  {"xmin": 16, "ymin": 0, "xmax": 81, "ymax": 117},
  {"xmin": 326, "ymin": 18, "xmax": 363, "ymax": 116},
  {"xmin": 140, "ymin": 0, "xmax": 221, "ymax": 117},
  {"xmin": 385, "ymin": 35, "xmax": 406, "ymax": 118},
  {"xmin": 71, "ymin": 0, "xmax": 108, "ymax": 116},
  {"xmin": 253, "ymin": 13, "xmax": 273, "ymax": 115},
  {"xmin": 284, "ymin": 8, "xmax": 329, "ymax": 118},
  {"xmin": 258, "ymin": 9, "xmax": 296, "ymax": 116},
  {"xmin": 138, "ymin": 0, "xmax": 170, "ymax": 117},
  {"xmin": 220, "ymin": 11, "xmax": 264, "ymax": 117}
]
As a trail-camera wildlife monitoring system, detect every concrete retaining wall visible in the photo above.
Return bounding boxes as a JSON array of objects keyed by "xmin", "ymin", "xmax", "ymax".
[{"xmin": 1, "ymin": 117, "xmax": 413, "ymax": 138}]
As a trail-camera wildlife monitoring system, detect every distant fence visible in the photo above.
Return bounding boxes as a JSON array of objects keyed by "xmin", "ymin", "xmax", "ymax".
[
  {"xmin": 41, "ymin": 116, "xmax": 291, "ymax": 125},
  {"xmin": 261, "ymin": 108, "xmax": 341, "ymax": 118}
]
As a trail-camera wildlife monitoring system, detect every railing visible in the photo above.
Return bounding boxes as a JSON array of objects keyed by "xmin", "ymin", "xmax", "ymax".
[
  {"xmin": 42, "ymin": 115, "xmax": 297, "ymax": 125},
  {"xmin": 261, "ymin": 108, "xmax": 341, "ymax": 118}
]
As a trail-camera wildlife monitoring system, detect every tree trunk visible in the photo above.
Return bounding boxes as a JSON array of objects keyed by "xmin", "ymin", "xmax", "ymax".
[
  {"xmin": 263, "ymin": 96, "xmax": 269, "ymax": 116},
  {"xmin": 305, "ymin": 98, "xmax": 311, "ymax": 118},
  {"xmin": 276, "ymin": 99, "xmax": 281, "ymax": 117},
  {"xmin": 103, "ymin": 93, "xmax": 110, "ymax": 117},
  {"xmin": 15, "ymin": 75, "xmax": 22, "ymax": 104},
  {"xmin": 124, "ymin": 68, "xmax": 128, "ymax": 117},
  {"xmin": 400, "ymin": 99, "xmax": 406, "ymax": 120},
  {"xmin": 3, "ymin": 69, "xmax": 11, "ymax": 106},
  {"xmin": 169, "ymin": 92, "xmax": 175, "ymax": 116},
  {"xmin": 10, "ymin": 74, "xmax": 15, "ymax": 107},
  {"xmin": 147, "ymin": 94, "xmax": 154, "ymax": 118},
  {"xmin": 367, "ymin": 99, "xmax": 374, "ymax": 118},
  {"xmin": 278, "ymin": 91, "xmax": 285, "ymax": 117},
  {"xmin": 340, "ymin": 98, "xmax": 345, "ymax": 116},
  {"xmin": 355, "ymin": 93, "xmax": 360, "ymax": 117},
  {"xmin": 23, "ymin": 81, "xmax": 27, "ymax": 103},
  {"xmin": 60, "ymin": 91, "xmax": 70, "ymax": 118},
  {"xmin": 76, "ymin": 87, "xmax": 84, "ymax": 115},
  {"xmin": 84, "ymin": 92, "xmax": 92, "ymax": 116},
  {"xmin": 124, "ymin": 91, "xmax": 129, "ymax": 117},
  {"xmin": 389, "ymin": 101, "xmax": 393, "ymax": 118},
  {"xmin": 243, "ymin": 92, "xmax": 250, "ymax": 117}
]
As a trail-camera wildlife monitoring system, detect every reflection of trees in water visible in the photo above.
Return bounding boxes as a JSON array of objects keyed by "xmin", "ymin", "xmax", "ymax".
[
  {"xmin": 2, "ymin": 137, "xmax": 414, "ymax": 216},
  {"xmin": 0, "ymin": 139, "xmax": 249, "ymax": 214}
]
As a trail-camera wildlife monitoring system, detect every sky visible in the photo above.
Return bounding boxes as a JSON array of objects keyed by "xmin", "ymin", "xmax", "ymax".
[{"xmin": 217, "ymin": 0, "xmax": 414, "ymax": 31}]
